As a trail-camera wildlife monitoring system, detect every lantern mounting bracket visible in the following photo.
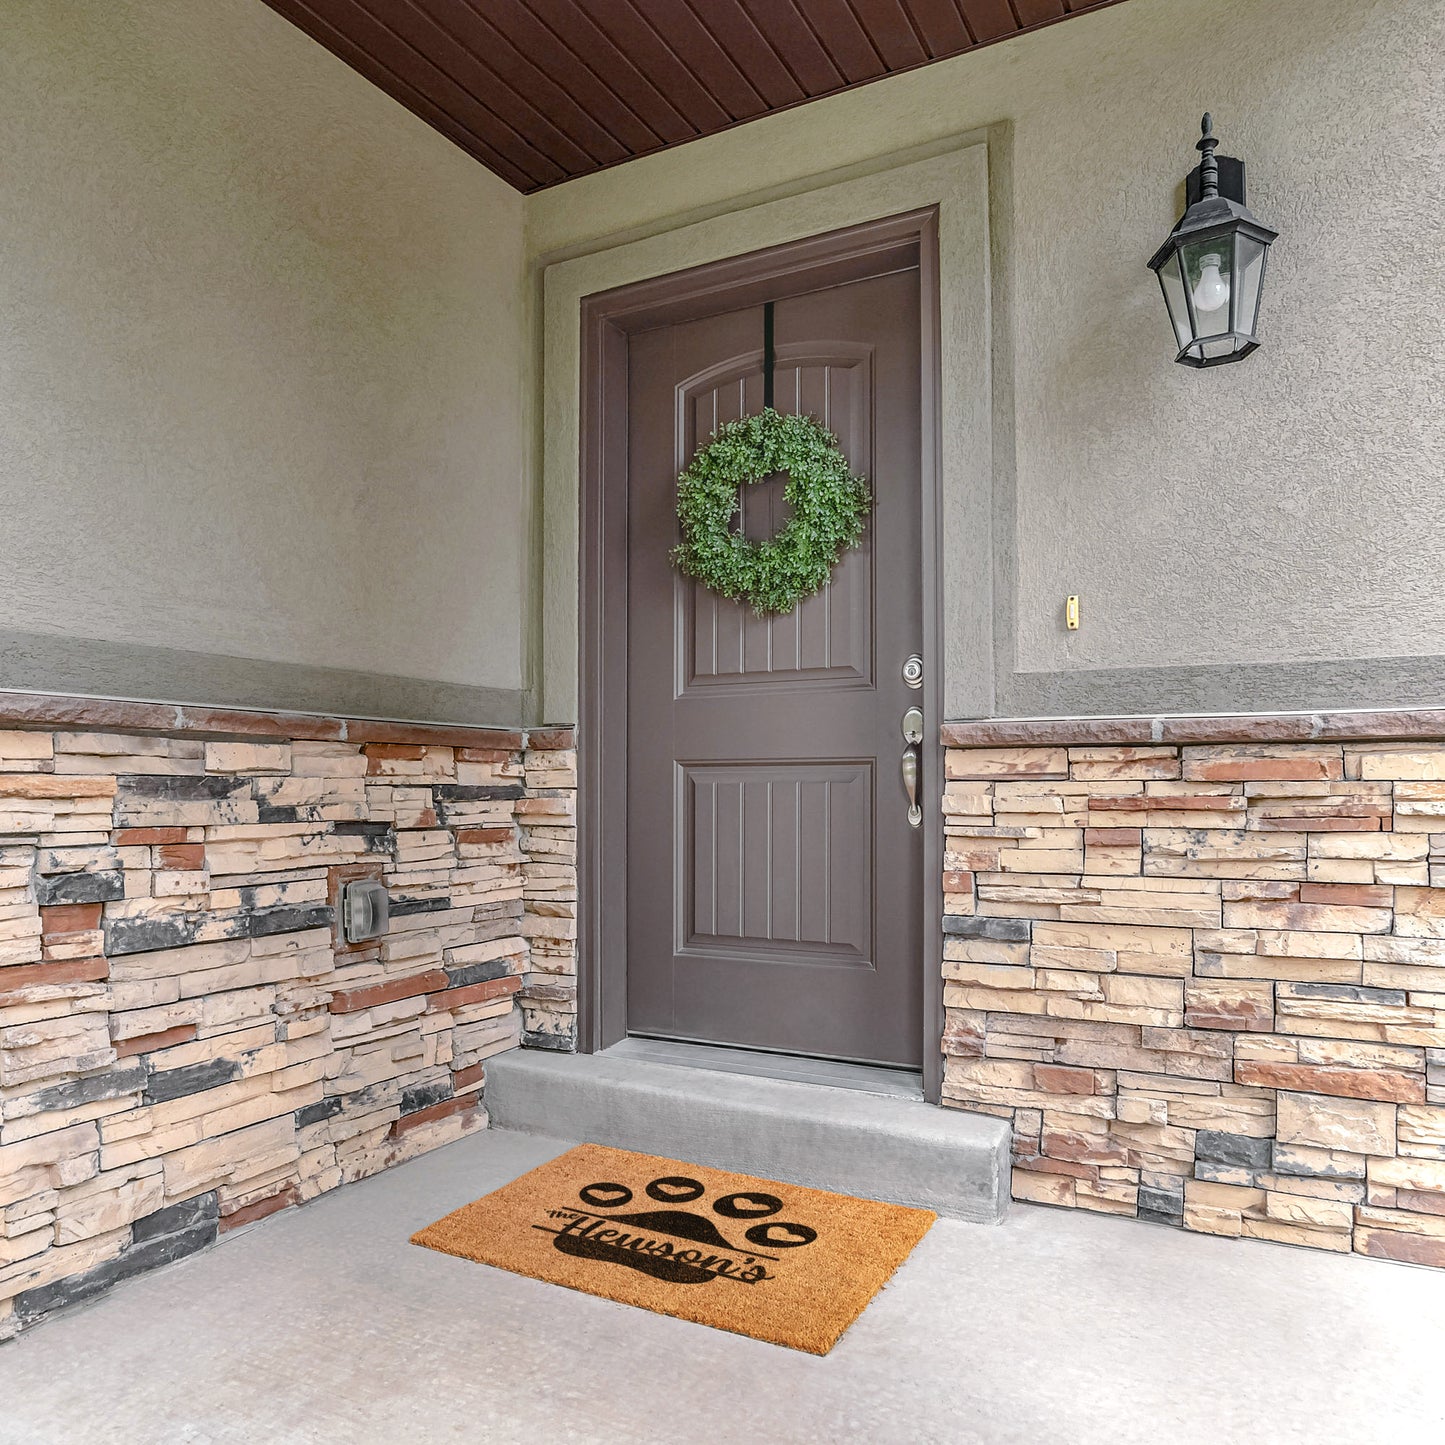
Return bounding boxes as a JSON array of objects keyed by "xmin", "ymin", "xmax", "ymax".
[{"xmin": 1187, "ymin": 155, "xmax": 1246, "ymax": 209}]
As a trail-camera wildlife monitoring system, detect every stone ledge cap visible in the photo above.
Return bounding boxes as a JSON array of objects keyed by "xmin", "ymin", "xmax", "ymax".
[
  {"xmin": 941, "ymin": 707, "xmax": 1445, "ymax": 748},
  {"xmin": 0, "ymin": 689, "xmax": 580, "ymax": 751}
]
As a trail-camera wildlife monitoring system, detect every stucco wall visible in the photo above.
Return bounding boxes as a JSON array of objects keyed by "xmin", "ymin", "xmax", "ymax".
[
  {"xmin": 0, "ymin": 0, "xmax": 529, "ymax": 723},
  {"xmin": 527, "ymin": 0, "xmax": 1445, "ymax": 720}
]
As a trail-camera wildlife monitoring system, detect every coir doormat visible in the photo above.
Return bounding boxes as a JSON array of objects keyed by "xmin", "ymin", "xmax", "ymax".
[{"xmin": 411, "ymin": 1143, "xmax": 935, "ymax": 1355}]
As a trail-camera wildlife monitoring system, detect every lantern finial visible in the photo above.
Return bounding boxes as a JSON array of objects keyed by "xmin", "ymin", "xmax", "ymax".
[{"xmin": 1196, "ymin": 114, "xmax": 1219, "ymax": 199}]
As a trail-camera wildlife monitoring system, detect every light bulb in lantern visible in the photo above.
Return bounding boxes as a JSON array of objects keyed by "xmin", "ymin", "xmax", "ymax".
[{"xmin": 1192, "ymin": 252, "xmax": 1230, "ymax": 313}]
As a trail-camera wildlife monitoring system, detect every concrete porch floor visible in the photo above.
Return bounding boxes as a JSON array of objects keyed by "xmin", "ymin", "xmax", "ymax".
[{"xmin": 0, "ymin": 1130, "xmax": 1441, "ymax": 1445}]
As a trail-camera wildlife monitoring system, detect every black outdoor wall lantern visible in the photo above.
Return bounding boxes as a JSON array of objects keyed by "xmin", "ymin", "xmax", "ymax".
[{"xmin": 1149, "ymin": 114, "xmax": 1277, "ymax": 367}]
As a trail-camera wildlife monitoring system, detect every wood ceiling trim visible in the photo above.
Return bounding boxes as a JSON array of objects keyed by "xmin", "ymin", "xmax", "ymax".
[
  {"xmin": 270, "ymin": 0, "xmax": 569, "ymax": 186},
  {"xmin": 261, "ymin": 0, "xmax": 1133, "ymax": 193},
  {"xmin": 958, "ymin": 1, "xmax": 1022, "ymax": 44},
  {"xmin": 627, "ymin": 0, "xmax": 774, "ymax": 119},
  {"xmin": 847, "ymin": 0, "xmax": 931, "ymax": 70},
  {"xmin": 406, "ymin": 0, "xmax": 633, "ymax": 165},
  {"xmin": 685, "ymin": 1, "xmax": 810, "ymax": 108},
  {"xmin": 264, "ymin": 0, "xmax": 545, "ymax": 188},
  {"xmin": 475, "ymin": 1, "xmax": 669, "ymax": 155},
  {"xmin": 900, "ymin": 0, "xmax": 976, "ymax": 56},
  {"xmin": 522, "ymin": 0, "xmax": 699, "ymax": 147},
  {"xmin": 794, "ymin": 1, "xmax": 891, "ymax": 84},
  {"xmin": 729, "ymin": 1, "xmax": 846, "ymax": 93},
  {"xmin": 348, "ymin": 0, "xmax": 600, "ymax": 175},
  {"xmin": 572, "ymin": 1, "xmax": 736, "ymax": 132},
  {"xmin": 1014, "ymin": 2, "xmax": 1072, "ymax": 29}
]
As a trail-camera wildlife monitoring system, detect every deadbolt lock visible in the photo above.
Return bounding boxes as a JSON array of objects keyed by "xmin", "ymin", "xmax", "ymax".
[{"xmin": 902, "ymin": 653, "xmax": 924, "ymax": 689}]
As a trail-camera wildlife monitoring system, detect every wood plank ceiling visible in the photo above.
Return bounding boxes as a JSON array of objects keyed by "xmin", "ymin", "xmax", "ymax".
[{"xmin": 262, "ymin": 1, "xmax": 1128, "ymax": 193}]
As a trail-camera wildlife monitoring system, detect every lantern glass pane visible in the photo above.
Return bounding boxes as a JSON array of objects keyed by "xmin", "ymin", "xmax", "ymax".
[
  {"xmin": 1155, "ymin": 250, "xmax": 1193, "ymax": 351},
  {"xmin": 1234, "ymin": 232, "xmax": 1268, "ymax": 338},
  {"xmin": 1180, "ymin": 236, "xmax": 1233, "ymax": 340}
]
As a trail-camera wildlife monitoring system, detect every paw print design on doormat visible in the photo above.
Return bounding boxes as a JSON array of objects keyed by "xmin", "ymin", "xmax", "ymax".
[{"xmin": 538, "ymin": 1173, "xmax": 818, "ymax": 1286}]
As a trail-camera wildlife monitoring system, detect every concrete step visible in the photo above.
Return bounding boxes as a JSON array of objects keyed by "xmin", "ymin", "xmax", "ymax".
[{"xmin": 485, "ymin": 1048, "xmax": 1011, "ymax": 1223}]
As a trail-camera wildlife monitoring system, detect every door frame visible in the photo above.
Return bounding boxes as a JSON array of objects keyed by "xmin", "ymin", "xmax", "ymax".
[{"xmin": 576, "ymin": 208, "xmax": 946, "ymax": 1103}]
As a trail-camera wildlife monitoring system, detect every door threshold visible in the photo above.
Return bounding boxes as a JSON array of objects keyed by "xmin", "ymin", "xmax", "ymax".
[{"xmin": 604, "ymin": 1036, "xmax": 924, "ymax": 1101}]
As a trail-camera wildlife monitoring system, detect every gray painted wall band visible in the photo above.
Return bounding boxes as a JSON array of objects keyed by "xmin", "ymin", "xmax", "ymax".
[
  {"xmin": 0, "ymin": 629, "xmax": 528, "ymax": 730},
  {"xmin": 992, "ymin": 654, "xmax": 1445, "ymax": 721}
]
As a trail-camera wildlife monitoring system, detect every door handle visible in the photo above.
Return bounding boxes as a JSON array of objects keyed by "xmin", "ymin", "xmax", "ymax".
[
  {"xmin": 901, "ymin": 746, "xmax": 922, "ymax": 827},
  {"xmin": 900, "ymin": 706, "xmax": 924, "ymax": 828}
]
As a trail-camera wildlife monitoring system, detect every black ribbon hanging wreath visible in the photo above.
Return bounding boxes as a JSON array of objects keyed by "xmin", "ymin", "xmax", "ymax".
[{"xmin": 671, "ymin": 306, "xmax": 872, "ymax": 618}]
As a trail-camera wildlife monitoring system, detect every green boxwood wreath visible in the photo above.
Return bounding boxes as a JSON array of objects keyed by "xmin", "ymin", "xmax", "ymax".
[{"xmin": 671, "ymin": 407, "xmax": 871, "ymax": 617}]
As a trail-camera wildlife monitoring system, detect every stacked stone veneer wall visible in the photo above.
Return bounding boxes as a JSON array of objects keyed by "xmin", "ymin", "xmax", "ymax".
[
  {"xmin": 0, "ymin": 698, "xmax": 575, "ymax": 1339},
  {"xmin": 939, "ymin": 717, "xmax": 1445, "ymax": 1267}
]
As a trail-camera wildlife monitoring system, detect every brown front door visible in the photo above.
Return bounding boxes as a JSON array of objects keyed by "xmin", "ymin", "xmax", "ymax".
[{"xmin": 626, "ymin": 266, "xmax": 923, "ymax": 1068}]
